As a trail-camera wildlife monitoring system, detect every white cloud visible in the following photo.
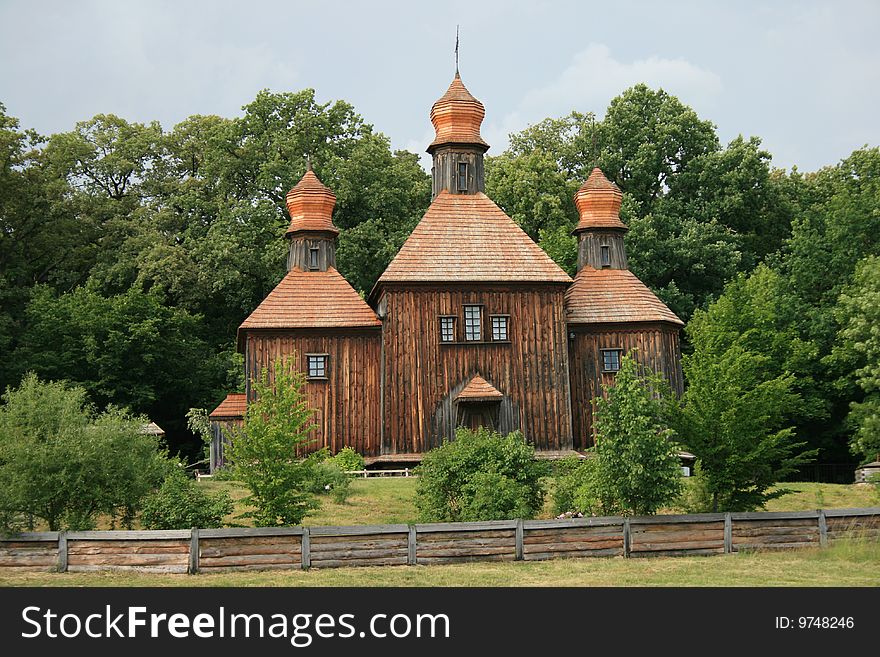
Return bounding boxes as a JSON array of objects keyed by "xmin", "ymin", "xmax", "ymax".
[{"xmin": 482, "ymin": 44, "xmax": 723, "ymax": 154}]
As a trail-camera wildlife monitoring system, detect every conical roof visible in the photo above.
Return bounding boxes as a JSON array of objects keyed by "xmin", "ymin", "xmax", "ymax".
[
  {"xmin": 573, "ymin": 168, "xmax": 627, "ymax": 233},
  {"xmin": 455, "ymin": 375, "xmax": 504, "ymax": 402},
  {"xmin": 565, "ymin": 266, "xmax": 683, "ymax": 326},
  {"xmin": 285, "ymin": 169, "xmax": 339, "ymax": 236},
  {"xmin": 375, "ymin": 191, "xmax": 571, "ymax": 288},
  {"xmin": 428, "ymin": 73, "xmax": 489, "ymax": 152}
]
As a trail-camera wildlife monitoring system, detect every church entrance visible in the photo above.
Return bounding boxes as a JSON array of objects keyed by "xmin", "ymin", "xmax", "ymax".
[{"xmin": 457, "ymin": 400, "xmax": 501, "ymax": 431}]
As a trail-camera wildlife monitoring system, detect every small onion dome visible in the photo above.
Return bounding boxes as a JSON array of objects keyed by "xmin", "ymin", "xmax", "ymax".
[
  {"xmin": 573, "ymin": 167, "xmax": 627, "ymax": 233},
  {"xmin": 428, "ymin": 73, "xmax": 489, "ymax": 153},
  {"xmin": 285, "ymin": 169, "xmax": 339, "ymax": 237}
]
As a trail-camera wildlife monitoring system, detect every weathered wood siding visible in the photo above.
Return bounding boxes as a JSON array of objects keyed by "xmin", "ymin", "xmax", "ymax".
[
  {"xmin": 577, "ymin": 231, "xmax": 628, "ymax": 270},
  {"xmin": 379, "ymin": 284, "xmax": 573, "ymax": 454},
  {"xmin": 568, "ymin": 322, "xmax": 683, "ymax": 449},
  {"xmin": 244, "ymin": 329, "xmax": 382, "ymax": 456},
  {"xmin": 199, "ymin": 529, "xmax": 303, "ymax": 572},
  {"xmin": 66, "ymin": 531, "xmax": 191, "ymax": 574},
  {"xmin": 431, "ymin": 146, "xmax": 486, "ymax": 197},
  {"xmin": 309, "ymin": 526, "xmax": 409, "ymax": 568},
  {"xmin": 629, "ymin": 515, "xmax": 725, "ymax": 558},
  {"xmin": 209, "ymin": 418, "xmax": 242, "ymax": 473},
  {"xmin": 521, "ymin": 518, "xmax": 624, "ymax": 560},
  {"xmin": 0, "ymin": 534, "xmax": 58, "ymax": 572}
]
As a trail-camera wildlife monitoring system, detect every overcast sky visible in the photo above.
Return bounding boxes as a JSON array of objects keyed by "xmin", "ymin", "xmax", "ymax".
[{"xmin": 1, "ymin": 0, "xmax": 878, "ymax": 172}]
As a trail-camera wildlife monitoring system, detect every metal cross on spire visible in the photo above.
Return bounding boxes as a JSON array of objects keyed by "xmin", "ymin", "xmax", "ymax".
[{"xmin": 455, "ymin": 25, "xmax": 460, "ymax": 75}]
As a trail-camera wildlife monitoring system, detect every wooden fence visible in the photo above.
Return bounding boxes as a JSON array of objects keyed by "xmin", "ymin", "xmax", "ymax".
[{"xmin": 1, "ymin": 508, "xmax": 877, "ymax": 574}]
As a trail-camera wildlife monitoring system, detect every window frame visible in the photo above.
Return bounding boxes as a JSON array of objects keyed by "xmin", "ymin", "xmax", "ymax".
[
  {"xmin": 600, "ymin": 244, "xmax": 611, "ymax": 268},
  {"xmin": 457, "ymin": 162, "xmax": 468, "ymax": 191},
  {"xmin": 463, "ymin": 304, "xmax": 483, "ymax": 342},
  {"xmin": 490, "ymin": 314, "xmax": 510, "ymax": 342},
  {"xmin": 439, "ymin": 315, "xmax": 457, "ymax": 343},
  {"xmin": 600, "ymin": 348, "xmax": 623, "ymax": 373},
  {"xmin": 309, "ymin": 247, "xmax": 320, "ymax": 270},
  {"xmin": 306, "ymin": 353, "xmax": 329, "ymax": 380}
]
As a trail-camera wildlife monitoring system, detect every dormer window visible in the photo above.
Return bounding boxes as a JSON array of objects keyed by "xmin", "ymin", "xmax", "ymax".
[
  {"xmin": 309, "ymin": 247, "xmax": 320, "ymax": 270},
  {"xmin": 600, "ymin": 244, "xmax": 611, "ymax": 268},
  {"xmin": 457, "ymin": 162, "xmax": 468, "ymax": 191}
]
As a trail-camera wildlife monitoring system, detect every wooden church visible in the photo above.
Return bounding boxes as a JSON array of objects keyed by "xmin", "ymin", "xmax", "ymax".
[{"xmin": 209, "ymin": 72, "xmax": 683, "ymax": 470}]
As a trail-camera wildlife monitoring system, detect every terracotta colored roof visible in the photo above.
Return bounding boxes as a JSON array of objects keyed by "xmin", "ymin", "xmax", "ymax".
[
  {"xmin": 455, "ymin": 375, "xmax": 504, "ymax": 402},
  {"xmin": 285, "ymin": 169, "xmax": 339, "ymax": 236},
  {"xmin": 210, "ymin": 393, "xmax": 247, "ymax": 419},
  {"xmin": 573, "ymin": 168, "xmax": 627, "ymax": 233},
  {"xmin": 428, "ymin": 73, "xmax": 489, "ymax": 152},
  {"xmin": 376, "ymin": 191, "xmax": 571, "ymax": 286},
  {"xmin": 565, "ymin": 266, "xmax": 683, "ymax": 326},
  {"xmin": 239, "ymin": 267, "xmax": 381, "ymax": 339}
]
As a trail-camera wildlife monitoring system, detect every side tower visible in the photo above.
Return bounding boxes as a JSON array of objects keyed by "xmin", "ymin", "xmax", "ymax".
[
  {"xmin": 371, "ymin": 73, "xmax": 573, "ymax": 456},
  {"xmin": 565, "ymin": 168, "xmax": 684, "ymax": 448},
  {"xmin": 216, "ymin": 166, "xmax": 382, "ymax": 462}
]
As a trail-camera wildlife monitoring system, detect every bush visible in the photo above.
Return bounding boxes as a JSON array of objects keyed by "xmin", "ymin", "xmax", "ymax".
[
  {"xmin": 140, "ymin": 468, "xmax": 233, "ymax": 529},
  {"xmin": 591, "ymin": 354, "xmax": 684, "ymax": 516},
  {"xmin": 675, "ymin": 462, "xmax": 714, "ymax": 514},
  {"xmin": 304, "ymin": 452, "xmax": 352, "ymax": 505},
  {"xmin": 0, "ymin": 374, "xmax": 168, "ymax": 532},
  {"xmin": 415, "ymin": 427, "xmax": 548, "ymax": 522},
  {"xmin": 552, "ymin": 456, "xmax": 605, "ymax": 516},
  {"xmin": 332, "ymin": 446, "xmax": 365, "ymax": 472}
]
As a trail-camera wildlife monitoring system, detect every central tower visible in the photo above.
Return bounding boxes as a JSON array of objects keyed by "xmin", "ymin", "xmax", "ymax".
[{"xmin": 427, "ymin": 73, "xmax": 489, "ymax": 198}]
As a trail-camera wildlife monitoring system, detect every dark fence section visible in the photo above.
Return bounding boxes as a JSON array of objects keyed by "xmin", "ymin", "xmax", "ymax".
[
  {"xmin": 786, "ymin": 463, "xmax": 859, "ymax": 484},
  {"xmin": 1, "ymin": 508, "xmax": 878, "ymax": 574}
]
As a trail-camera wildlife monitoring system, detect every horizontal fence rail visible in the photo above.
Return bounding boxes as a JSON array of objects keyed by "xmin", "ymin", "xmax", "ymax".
[{"xmin": 1, "ymin": 508, "xmax": 878, "ymax": 574}]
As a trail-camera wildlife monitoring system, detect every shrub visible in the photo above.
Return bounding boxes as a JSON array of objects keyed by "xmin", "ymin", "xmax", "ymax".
[
  {"xmin": 332, "ymin": 446, "xmax": 365, "ymax": 472},
  {"xmin": 552, "ymin": 456, "xmax": 605, "ymax": 516},
  {"xmin": 591, "ymin": 354, "xmax": 684, "ymax": 516},
  {"xmin": 676, "ymin": 462, "xmax": 714, "ymax": 514},
  {"xmin": 415, "ymin": 426, "xmax": 548, "ymax": 522},
  {"xmin": 228, "ymin": 358, "xmax": 320, "ymax": 526},
  {"xmin": 304, "ymin": 452, "xmax": 352, "ymax": 505},
  {"xmin": 140, "ymin": 468, "xmax": 233, "ymax": 529}
]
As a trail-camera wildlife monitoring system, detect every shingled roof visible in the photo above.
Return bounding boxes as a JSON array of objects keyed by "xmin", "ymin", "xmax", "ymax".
[
  {"xmin": 238, "ymin": 267, "xmax": 380, "ymax": 348},
  {"xmin": 455, "ymin": 375, "xmax": 504, "ymax": 402},
  {"xmin": 210, "ymin": 393, "xmax": 247, "ymax": 419},
  {"xmin": 285, "ymin": 169, "xmax": 339, "ymax": 236},
  {"xmin": 565, "ymin": 266, "xmax": 683, "ymax": 326},
  {"xmin": 573, "ymin": 168, "xmax": 627, "ymax": 233},
  {"xmin": 428, "ymin": 73, "xmax": 489, "ymax": 152},
  {"xmin": 376, "ymin": 191, "xmax": 571, "ymax": 288}
]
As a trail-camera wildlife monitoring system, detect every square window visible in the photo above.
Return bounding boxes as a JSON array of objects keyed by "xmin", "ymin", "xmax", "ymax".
[
  {"xmin": 491, "ymin": 315, "xmax": 509, "ymax": 341},
  {"xmin": 601, "ymin": 349, "xmax": 622, "ymax": 373},
  {"xmin": 307, "ymin": 354, "xmax": 328, "ymax": 379},
  {"xmin": 440, "ymin": 316, "xmax": 456, "ymax": 343},
  {"xmin": 464, "ymin": 305, "xmax": 482, "ymax": 341}
]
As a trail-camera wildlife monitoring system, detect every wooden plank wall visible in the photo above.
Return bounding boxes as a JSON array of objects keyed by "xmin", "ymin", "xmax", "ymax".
[
  {"xmin": 381, "ymin": 285, "xmax": 573, "ymax": 453},
  {"xmin": 244, "ymin": 329, "xmax": 382, "ymax": 456},
  {"xmin": 1, "ymin": 509, "xmax": 877, "ymax": 573},
  {"xmin": 569, "ymin": 322, "xmax": 683, "ymax": 449}
]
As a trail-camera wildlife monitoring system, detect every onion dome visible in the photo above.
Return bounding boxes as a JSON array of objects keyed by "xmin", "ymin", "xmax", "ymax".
[
  {"xmin": 428, "ymin": 73, "xmax": 489, "ymax": 153},
  {"xmin": 285, "ymin": 168, "xmax": 339, "ymax": 236},
  {"xmin": 573, "ymin": 167, "xmax": 627, "ymax": 233}
]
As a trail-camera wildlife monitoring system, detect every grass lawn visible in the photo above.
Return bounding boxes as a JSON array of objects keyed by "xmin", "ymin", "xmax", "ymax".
[
  {"xmin": 196, "ymin": 477, "xmax": 879, "ymax": 528},
  {"xmin": 1, "ymin": 538, "xmax": 877, "ymax": 587}
]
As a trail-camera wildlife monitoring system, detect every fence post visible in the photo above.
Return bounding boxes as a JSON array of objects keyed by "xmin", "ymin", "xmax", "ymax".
[
  {"xmin": 515, "ymin": 519, "xmax": 524, "ymax": 561},
  {"xmin": 623, "ymin": 518, "xmax": 631, "ymax": 558},
  {"xmin": 301, "ymin": 527, "xmax": 311, "ymax": 570},
  {"xmin": 724, "ymin": 513, "xmax": 732, "ymax": 554},
  {"xmin": 57, "ymin": 531, "xmax": 68, "ymax": 573},
  {"xmin": 189, "ymin": 528, "xmax": 199, "ymax": 574},
  {"xmin": 408, "ymin": 525, "xmax": 417, "ymax": 565},
  {"xmin": 818, "ymin": 509, "xmax": 828, "ymax": 547}
]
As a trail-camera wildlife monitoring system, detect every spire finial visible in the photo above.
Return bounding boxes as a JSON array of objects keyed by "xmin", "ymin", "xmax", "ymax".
[
  {"xmin": 305, "ymin": 153, "xmax": 312, "ymax": 172},
  {"xmin": 455, "ymin": 25, "xmax": 460, "ymax": 75},
  {"xmin": 590, "ymin": 115, "xmax": 598, "ymax": 169}
]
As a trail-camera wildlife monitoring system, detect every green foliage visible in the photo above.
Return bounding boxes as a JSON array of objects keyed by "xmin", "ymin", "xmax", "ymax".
[
  {"xmin": 591, "ymin": 355, "xmax": 683, "ymax": 516},
  {"xmin": 675, "ymin": 462, "xmax": 715, "ymax": 514},
  {"xmin": 414, "ymin": 427, "xmax": 548, "ymax": 522},
  {"xmin": 140, "ymin": 466, "xmax": 232, "ymax": 529},
  {"xmin": 228, "ymin": 359, "xmax": 319, "ymax": 526},
  {"xmin": 0, "ymin": 374, "xmax": 168, "ymax": 532},
  {"xmin": 833, "ymin": 255, "xmax": 880, "ymax": 461},
  {"xmin": 332, "ymin": 446, "xmax": 365, "ymax": 472},
  {"xmin": 551, "ymin": 456, "xmax": 604, "ymax": 516},
  {"xmin": 678, "ymin": 286, "xmax": 816, "ymax": 511}
]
